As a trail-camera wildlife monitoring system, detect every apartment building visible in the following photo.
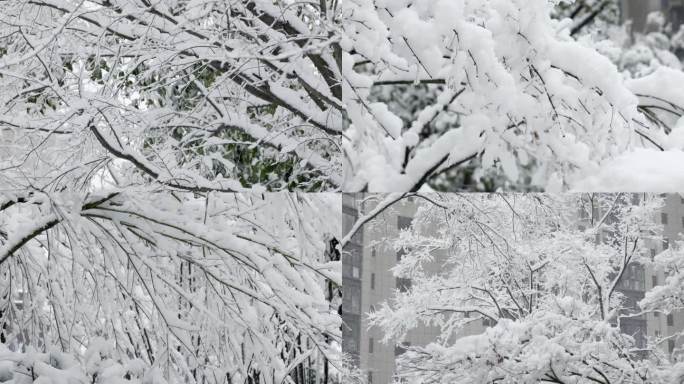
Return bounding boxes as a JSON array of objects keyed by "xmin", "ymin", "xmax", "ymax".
[
  {"xmin": 644, "ymin": 194, "xmax": 684, "ymax": 358},
  {"xmin": 342, "ymin": 194, "xmax": 364, "ymax": 367},
  {"xmin": 359, "ymin": 197, "xmax": 458, "ymax": 384},
  {"xmin": 578, "ymin": 193, "xmax": 684, "ymax": 357},
  {"xmin": 343, "ymin": 196, "xmax": 487, "ymax": 383},
  {"xmin": 576, "ymin": 194, "xmax": 649, "ymax": 349}
]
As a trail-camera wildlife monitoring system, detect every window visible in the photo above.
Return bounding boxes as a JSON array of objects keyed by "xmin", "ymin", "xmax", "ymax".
[
  {"xmin": 343, "ymin": 284, "xmax": 361, "ymax": 313},
  {"xmin": 664, "ymin": 238, "xmax": 670, "ymax": 250},
  {"xmin": 342, "ymin": 316, "xmax": 360, "ymax": 355},
  {"xmin": 669, "ymin": 339, "xmax": 676, "ymax": 354},
  {"xmin": 371, "ymin": 246, "xmax": 376, "ymax": 257},
  {"xmin": 397, "ymin": 216, "xmax": 412, "ymax": 230},
  {"xmin": 668, "ymin": 314, "xmax": 674, "ymax": 326},
  {"xmin": 343, "ymin": 195, "xmax": 357, "ymax": 210},
  {"xmin": 397, "ymin": 277, "xmax": 412, "ymax": 292},
  {"xmin": 370, "ymin": 273, "xmax": 375, "ymax": 290},
  {"xmin": 394, "ymin": 342, "xmax": 410, "ymax": 356},
  {"xmin": 345, "ymin": 336, "xmax": 358, "ymax": 356},
  {"xmin": 368, "ymin": 337, "xmax": 374, "ymax": 354},
  {"xmin": 367, "ymin": 372, "xmax": 373, "ymax": 384},
  {"xmin": 351, "ymin": 293, "xmax": 360, "ymax": 313},
  {"xmin": 343, "ymin": 247, "xmax": 362, "ymax": 278},
  {"xmin": 656, "ymin": 330, "xmax": 662, "ymax": 338},
  {"xmin": 342, "ymin": 286, "xmax": 352, "ymax": 311},
  {"xmin": 655, "ymin": 311, "xmax": 660, "ymax": 318},
  {"xmin": 651, "ymin": 248, "xmax": 656, "ymax": 259},
  {"xmin": 653, "ymin": 275, "xmax": 658, "ymax": 287},
  {"xmin": 621, "ymin": 263, "xmax": 644, "ymax": 291},
  {"xmin": 369, "ymin": 304, "xmax": 376, "ymax": 313},
  {"xmin": 682, "ymin": 216, "xmax": 684, "ymax": 228},
  {"xmin": 662, "ymin": 213, "xmax": 668, "ymax": 224},
  {"xmin": 397, "ymin": 248, "xmax": 404, "ymax": 262}
]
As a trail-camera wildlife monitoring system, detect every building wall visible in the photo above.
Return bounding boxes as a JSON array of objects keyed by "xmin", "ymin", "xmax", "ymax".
[
  {"xmin": 359, "ymin": 197, "xmax": 432, "ymax": 384},
  {"xmin": 342, "ymin": 194, "xmax": 364, "ymax": 366},
  {"xmin": 621, "ymin": 0, "xmax": 663, "ymax": 31},
  {"xmin": 577, "ymin": 194, "xmax": 648, "ymax": 348},
  {"xmin": 579, "ymin": 193, "xmax": 684, "ymax": 356},
  {"xmin": 645, "ymin": 194, "xmax": 684, "ymax": 358},
  {"xmin": 357, "ymin": 196, "xmax": 485, "ymax": 384},
  {"xmin": 620, "ymin": 0, "xmax": 684, "ymax": 31},
  {"xmin": 576, "ymin": 193, "xmax": 684, "ymax": 358}
]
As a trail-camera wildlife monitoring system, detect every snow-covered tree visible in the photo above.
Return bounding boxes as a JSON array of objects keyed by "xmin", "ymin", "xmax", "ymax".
[
  {"xmin": 346, "ymin": 193, "xmax": 684, "ymax": 383},
  {"xmin": 0, "ymin": 0, "xmax": 342, "ymax": 192},
  {"xmin": 341, "ymin": 0, "xmax": 684, "ymax": 192},
  {"xmin": 642, "ymin": 245, "xmax": 684, "ymax": 316},
  {"xmin": 0, "ymin": 191, "xmax": 342, "ymax": 383}
]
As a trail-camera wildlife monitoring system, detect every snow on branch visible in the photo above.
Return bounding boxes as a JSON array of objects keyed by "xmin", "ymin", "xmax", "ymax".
[
  {"xmin": 341, "ymin": 0, "xmax": 684, "ymax": 191},
  {"xmin": 0, "ymin": 191, "xmax": 342, "ymax": 383},
  {"xmin": 0, "ymin": 0, "xmax": 342, "ymax": 192}
]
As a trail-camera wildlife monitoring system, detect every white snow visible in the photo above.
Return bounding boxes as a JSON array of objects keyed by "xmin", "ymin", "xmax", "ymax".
[
  {"xmin": 570, "ymin": 148, "xmax": 684, "ymax": 191},
  {"xmin": 342, "ymin": 0, "xmax": 684, "ymax": 191}
]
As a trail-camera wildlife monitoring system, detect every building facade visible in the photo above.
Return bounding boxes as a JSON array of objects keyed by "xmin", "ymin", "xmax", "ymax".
[
  {"xmin": 644, "ymin": 194, "xmax": 684, "ymax": 358},
  {"xmin": 579, "ymin": 193, "xmax": 684, "ymax": 357},
  {"xmin": 576, "ymin": 194, "xmax": 649, "ymax": 349},
  {"xmin": 359, "ymin": 197, "xmax": 456, "ymax": 384},
  {"xmin": 343, "ymin": 196, "xmax": 486, "ymax": 383},
  {"xmin": 342, "ymin": 194, "xmax": 364, "ymax": 366}
]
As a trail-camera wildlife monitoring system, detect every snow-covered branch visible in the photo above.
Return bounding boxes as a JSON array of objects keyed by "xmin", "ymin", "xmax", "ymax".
[
  {"xmin": 341, "ymin": 0, "xmax": 684, "ymax": 191},
  {"xmin": 0, "ymin": 191, "xmax": 342, "ymax": 383},
  {"xmin": 1, "ymin": 0, "xmax": 342, "ymax": 192}
]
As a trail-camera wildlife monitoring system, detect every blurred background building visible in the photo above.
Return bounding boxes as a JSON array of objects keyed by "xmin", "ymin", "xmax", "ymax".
[
  {"xmin": 645, "ymin": 194, "xmax": 684, "ymax": 357},
  {"xmin": 621, "ymin": 0, "xmax": 684, "ymax": 32},
  {"xmin": 342, "ymin": 194, "xmax": 363, "ymax": 368}
]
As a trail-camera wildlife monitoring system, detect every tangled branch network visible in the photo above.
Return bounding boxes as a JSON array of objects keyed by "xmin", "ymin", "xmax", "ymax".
[
  {"xmin": 341, "ymin": 0, "xmax": 684, "ymax": 191},
  {"xmin": 0, "ymin": 0, "xmax": 343, "ymax": 192}
]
